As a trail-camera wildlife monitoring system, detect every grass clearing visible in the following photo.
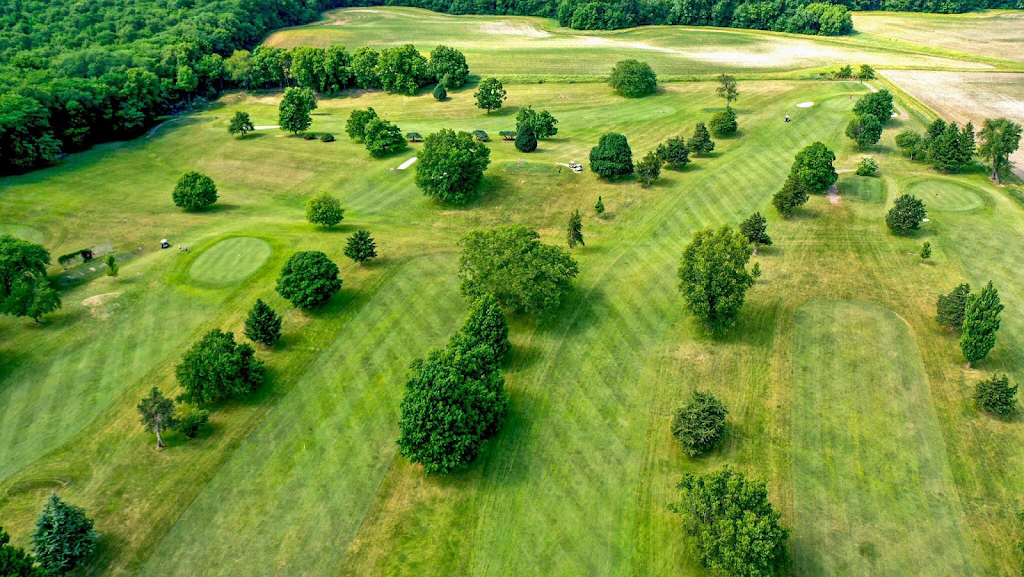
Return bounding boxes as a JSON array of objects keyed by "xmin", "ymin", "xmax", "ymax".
[{"xmin": 854, "ymin": 10, "xmax": 1024, "ymax": 62}]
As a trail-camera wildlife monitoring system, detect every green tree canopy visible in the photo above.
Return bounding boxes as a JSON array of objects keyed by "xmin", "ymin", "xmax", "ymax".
[
  {"xmin": 977, "ymin": 117, "xmax": 1022, "ymax": 184},
  {"xmin": 846, "ymin": 114, "xmax": 883, "ymax": 148},
  {"xmin": 344, "ymin": 229, "xmax": 378, "ymax": 265},
  {"xmin": 635, "ymin": 150, "xmax": 661, "ymax": 188},
  {"xmin": 608, "ymin": 59, "xmax": 657, "ymax": 97},
  {"xmin": 856, "ymin": 156, "xmax": 879, "ymax": 176},
  {"xmin": 137, "ymin": 387, "xmax": 177, "ymax": 449},
  {"xmin": 656, "ymin": 136, "xmax": 690, "ymax": 170},
  {"xmin": 515, "ymin": 122, "xmax": 537, "ymax": 153},
  {"xmin": 936, "ymin": 283, "xmax": 971, "ymax": 330},
  {"xmin": 345, "ymin": 107, "xmax": 378, "ymax": 141},
  {"xmin": 172, "ymin": 170, "xmax": 218, "ymax": 210},
  {"xmin": 460, "ymin": 293, "xmax": 511, "ymax": 363},
  {"xmin": 0, "ymin": 235, "xmax": 60, "ymax": 323},
  {"xmin": 895, "ymin": 129, "xmax": 924, "ymax": 160},
  {"xmin": 974, "ymin": 374, "xmax": 1017, "ymax": 418},
  {"xmin": 0, "ymin": 526, "xmax": 45, "ymax": 577},
  {"xmin": 474, "ymin": 78, "xmax": 506, "ymax": 114},
  {"xmin": 32, "ymin": 494, "xmax": 97, "ymax": 575},
  {"xmin": 671, "ymin": 390, "xmax": 728, "ymax": 456},
  {"xmin": 961, "ymin": 281, "xmax": 1002, "ymax": 367},
  {"xmin": 244, "ymin": 298, "xmax": 282, "ymax": 347},
  {"xmin": 176, "ymin": 329, "xmax": 265, "ymax": 404},
  {"xmin": 278, "ymin": 86, "xmax": 317, "ymax": 135},
  {"xmin": 772, "ymin": 173, "xmax": 810, "ymax": 217},
  {"xmin": 515, "ymin": 106, "xmax": 559, "ymax": 138},
  {"xmin": 351, "ymin": 47, "xmax": 381, "ymax": 89},
  {"xmin": 458, "ymin": 225, "xmax": 579, "ymax": 318},
  {"xmin": 432, "ymin": 83, "xmax": 447, "ymax": 101},
  {"xmin": 305, "ymin": 192, "xmax": 345, "ymax": 228},
  {"xmin": 853, "ymin": 89, "xmax": 894, "ymax": 123},
  {"xmin": 589, "ymin": 132, "xmax": 634, "ymax": 180},
  {"xmin": 670, "ymin": 468, "xmax": 789, "ymax": 577},
  {"xmin": 677, "ymin": 225, "xmax": 754, "ymax": 330},
  {"xmin": 228, "ymin": 111, "xmax": 254, "ymax": 138},
  {"xmin": 739, "ymin": 212, "xmax": 772, "ymax": 254},
  {"xmin": 364, "ymin": 118, "xmax": 407, "ymax": 157},
  {"xmin": 567, "ymin": 209, "xmax": 584, "ymax": 248},
  {"xmin": 709, "ymin": 107, "xmax": 738, "ymax": 137},
  {"xmin": 715, "ymin": 73, "xmax": 739, "ymax": 107},
  {"xmin": 428, "ymin": 45, "xmax": 469, "ymax": 89},
  {"xmin": 885, "ymin": 194, "xmax": 926, "ymax": 234},
  {"xmin": 859, "ymin": 64, "xmax": 876, "ymax": 79},
  {"xmin": 275, "ymin": 251, "xmax": 342, "ymax": 309},
  {"xmin": 376, "ymin": 44, "xmax": 429, "ymax": 95},
  {"xmin": 414, "ymin": 129, "xmax": 491, "ymax": 205},
  {"xmin": 689, "ymin": 122, "xmax": 715, "ymax": 155},
  {"xmin": 791, "ymin": 141, "xmax": 837, "ymax": 192}
]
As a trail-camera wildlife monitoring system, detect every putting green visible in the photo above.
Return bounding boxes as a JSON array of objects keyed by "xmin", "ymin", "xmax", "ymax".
[
  {"xmin": 188, "ymin": 237, "xmax": 272, "ymax": 285},
  {"xmin": 840, "ymin": 175, "xmax": 885, "ymax": 202},
  {"xmin": 907, "ymin": 178, "xmax": 984, "ymax": 212},
  {"xmin": 791, "ymin": 300, "xmax": 978, "ymax": 576},
  {"xmin": 0, "ymin": 224, "xmax": 46, "ymax": 244}
]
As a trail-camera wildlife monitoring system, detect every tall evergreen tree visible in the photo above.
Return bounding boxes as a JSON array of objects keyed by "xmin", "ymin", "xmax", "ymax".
[
  {"xmin": 635, "ymin": 150, "xmax": 661, "ymax": 187},
  {"xmin": 961, "ymin": 281, "xmax": 1003, "ymax": 367},
  {"xmin": 688, "ymin": 123, "xmax": 715, "ymax": 156},
  {"xmin": 137, "ymin": 387, "xmax": 177, "ymax": 449},
  {"xmin": 32, "ymin": 495, "xmax": 97, "ymax": 575},
  {"xmin": 244, "ymin": 298, "xmax": 282, "ymax": 347},
  {"xmin": 515, "ymin": 122, "xmax": 537, "ymax": 153},
  {"xmin": 567, "ymin": 209, "xmax": 584, "ymax": 248},
  {"xmin": 739, "ymin": 212, "xmax": 772, "ymax": 254},
  {"xmin": 595, "ymin": 196, "xmax": 605, "ymax": 215},
  {"xmin": 936, "ymin": 283, "xmax": 971, "ymax": 330},
  {"xmin": 344, "ymin": 230, "xmax": 378, "ymax": 265},
  {"xmin": 0, "ymin": 526, "xmax": 44, "ymax": 577}
]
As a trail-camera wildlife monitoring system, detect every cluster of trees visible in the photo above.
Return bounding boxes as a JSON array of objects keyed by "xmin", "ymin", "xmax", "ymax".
[
  {"xmin": 936, "ymin": 281, "xmax": 1003, "ymax": 367},
  {"xmin": 845, "ymin": 89, "xmax": 893, "ymax": 149},
  {"xmin": 0, "ymin": 494, "xmax": 99, "ymax": 575},
  {"xmin": 897, "ymin": 117, "xmax": 1021, "ymax": 182},
  {"xmin": 345, "ymin": 107, "xmax": 407, "ymax": 156},
  {"xmin": 772, "ymin": 141, "xmax": 837, "ymax": 217},
  {"xmin": 513, "ymin": 106, "xmax": 558, "ymax": 153},
  {"xmin": 0, "ymin": 235, "xmax": 62, "ymax": 323},
  {"xmin": 415, "ymin": 129, "xmax": 492, "ymax": 204},
  {"xmin": 831, "ymin": 63, "xmax": 876, "ymax": 81},
  {"xmin": 397, "ymin": 294, "xmax": 510, "ymax": 473}
]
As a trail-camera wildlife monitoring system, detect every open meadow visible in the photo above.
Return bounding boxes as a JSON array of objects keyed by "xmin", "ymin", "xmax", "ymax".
[{"xmin": 2, "ymin": 7, "xmax": 1024, "ymax": 577}]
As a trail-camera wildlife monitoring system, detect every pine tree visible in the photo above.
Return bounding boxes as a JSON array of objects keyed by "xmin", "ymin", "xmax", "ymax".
[
  {"xmin": 32, "ymin": 495, "xmax": 97, "ymax": 575},
  {"xmin": 936, "ymin": 283, "xmax": 971, "ymax": 330},
  {"xmin": 751, "ymin": 262, "xmax": 761, "ymax": 278},
  {"xmin": 460, "ymin": 293, "xmax": 510, "ymax": 363},
  {"xmin": 515, "ymin": 122, "xmax": 537, "ymax": 153},
  {"xmin": 635, "ymin": 150, "xmax": 661, "ymax": 188},
  {"xmin": 105, "ymin": 254, "xmax": 119, "ymax": 278},
  {"xmin": 959, "ymin": 121, "xmax": 976, "ymax": 168},
  {"xmin": 344, "ymin": 229, "xmax": 378, "ymax": 265},
  {"xmin": 688, "ymin": 122, "xmax": 715, "ymax": 156},
  {"xmin": 920, "ymin": 241, "xmax": 931, "ymax": 263},
  {"xmin": 961, "ymin": 281, "xmax": 1003, "ymax": 367},
  {"xmin": 567, "ymin": 209, "xmax": 584, "ymax": 249},
  {"xmin": 137, "ymin": 387, "xmax": 177, "ymax": 449},
  {"xmin": 595, "ymin": 196, "xmax": 605, "ymax": 215},
  {"xmin": 244, "ymin": 299, "xmax": 282, "ymax": 347},
  {"xmin": 739, "ymin": 212, "xmax": 772, "ymax": 254}
]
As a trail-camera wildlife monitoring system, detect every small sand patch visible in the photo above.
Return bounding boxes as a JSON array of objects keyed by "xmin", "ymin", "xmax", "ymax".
[
  {"xmin": 82, "ymin": 292, "xmax": 121, "ymax": 318},
  {"xmin": 254, "ymin": 125, "xmax": 280, "ymax": 130},
  {"xmin": 796, "ymin": 102, "xmax": 815, "ymax": 108},
  {"xmin": 397, "ymin": 157, "xmax": 418, "ymax": 170},
  {"xmin": 828, "ymin": 184, "xmax": 840, "ymax": 204}
]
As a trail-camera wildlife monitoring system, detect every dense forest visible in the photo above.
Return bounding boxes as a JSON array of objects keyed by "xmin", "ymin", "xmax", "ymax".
[{"xmin": 0, "ymin": 0, "xmax": 1019, "ymax": 175}]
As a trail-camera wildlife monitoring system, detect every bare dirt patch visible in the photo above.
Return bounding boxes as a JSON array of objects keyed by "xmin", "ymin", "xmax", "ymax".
[{"xmin": 82, "ymin": 292, "xmax": 122, "ymax": 318}]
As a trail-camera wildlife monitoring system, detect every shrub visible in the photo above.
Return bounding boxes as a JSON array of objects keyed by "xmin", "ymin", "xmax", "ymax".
[
  {"xmin": 319, "ymin": 133, "xmax": 335, "ymax": 142},
  {"xmin": 709, "ymin": 107, "xmax": 738, "ymax": 137},
  {"xmin": 671, "ymin": 390, "xmax": 728, "ymax": 456},
  {"xmin": 974, "ymin": 374, "xmax": 1017, "ymax": 418},
  {"xmin": 608, "ymin": 59, "xmax": 657, "ymax": 97},
  {"xmin": 885, "ymin": 194, "xmax": 926, "ymax": 234},
  {"xmin": 856, "ymin": 156, "xmax": 878, "ymax": 176},
  {"xmin": 305, "ymin": 192, "xmax": 344, "ymax": 228},
  {"xmin": 176, "ymin": 407, "xmax": 211, "ymax": 438},
  {"xmin": 301, "ymin": 132, "xmax": 316, "ymax": 140},
  {"xmin": 276, "ymin": 251, "xmax": 342, "ymax": 309},
  {"xmin": 433, "ymin": 84, "xmax": 447, "ymax": 101}
]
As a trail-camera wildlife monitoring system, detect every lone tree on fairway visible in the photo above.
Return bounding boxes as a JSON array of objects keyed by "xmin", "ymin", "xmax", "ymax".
[
  {"xmin": 859, "ymin": 64, "xmax": 876, "ymax": 80},
  {"xmin": 172, "ymin": 171, "xmax": 217, "ymax": 210},
  {"xmin": 415, "ymin": 129, "xmax": 491, "ymax": 205},
  {"xmin": 856, "ymin": 156, "xmax": 878, "ymax": 176},
  {"xmin": 635, "ymin": 150, "xmax": 661, "ymax": 187},
  {"xmin": 345, "ymin": 107, "xmax": 378, "ymax": 141},
  {"xmin": 363, "ymin": 118, "xmax": 407, "ymax": 157},
  {"xmin": 278, "ymin": 87, "xmax": 317, "ymax": 135},
  {"xmin": 739, "ymin": 212, "xmax": 772, "ymax": 254},
  {"xmin": 977, "ymin": 117, "xmax": 1022, "ymax": 184},
  {"xmin": 671, "ymin": 390, "xmax": 728, "ymax": 457},
  {"xmin": 137, "ymin": 387, "xmax": 177, "ymax": 449},
  {"xmin": 595, "ymin": 196, "xmax": 605, "ymax": 215},
  {"xmin": 609, "ymin": 59, "xmax": 657, "ymax": 97},
  {"xmin": 515, "ymin": 122, "xmax": 537, "ymax": 153},
  {"xmin": 474, "ymin": 78, "xmax": 506, "ymax": 114},
  {"xmin": 244, "ymin": 298, "xmax": 282, "ymax": 347},
  {"xmin": 715, "ymin": 74, "xmax": 739, "ymax": 108},
  {"xmin": 32, "ymin": 494, "xmax": 97, "ymax": 576},
  {"xmin": 974, "ymin": 374, "xmax": 1017, "ymax": 418},
  {"xmin": 886, "ymin": 194, "xmax": 926, "ymax": 234},
  {"xmin": 589, "ymin": 132, "xmax": 633, "ymax": 180},
  {"xmin": 920, "ymin": 241, "xmax": 931, "ymax": 263},
  {"xmin": 677, "ymin": 225, "xmax": 754, "ymax": 331},
  {"xmin": 344, "ymin": 229, "xmax": 378, "ymax": 265},
  {"xmin": 791, "ymin": 142, "xmax": 837, "ymax": 192},
  {"xmin": 567, "ymin": 209, "xmax": 584, "ymax": 248},
  {"xmin": 689, "ymin": 123, "xmax": 715, "ymax": 156},
  {"xmin": 228, "ymin": 111, "xmax": 254, "ymax": 138},
  {"xmin": 432, "ymin": 84, "xmax": 447, "ymax": 101},
  {"xmin": 176, "ymin": 329, "xmax": 265, "ymax": 404},
  {"xmin": 105, "ymin": 255, "xmax": 118, "ymax": 278},
  {"xmin": 846, "ymin": 114, "xmax": 883, "ymax": 148},
  {"xmin": 397, "ymin": 336, "xmax": 507, "ymax": 474},
  {"xmin": 656, "ymin": 136, "xmax": 690, "ymax": 170},
  {"xmin": 0, "ymin": 526, "xmax": 43, "ymax": 577},
  {"xmin": 516, "ymin": 106, "xmax": 559, "ymax": 138},
  {"xmin": 709, "ymin": 107, "xmax": 738, "ymax": 137},
  {"xmin": 460, "ymin": 293, "xmax": 510, "ymax": 363},
  {"xmin": 670, "ymin": 468, "xmax": 789, "ymax": 577},
  {"xmin": 276, "ymin": 251, "xmax": 342, "ymax": 309},
  {"xmin": 961, "ymin": 281, "xmax": 1002, "ymax": 367},
  {"xmin": 772, "ymin": 174, "xmax": 810, "ymax": 217},
  {"xmin": 936, "ymin": 283, "xmax": 971, "ymax": 330},
  {"xmin": 458, "ymin": 225, "xmax": 579, "ymax": 318},
  {"xmin": 853, "ymin": 90, "xmax": 894, "ymax": 124},
  {"xmin": 305, "ymin": 192, "xmax": 344, "ymax": 228},
  {"xmin": 3, "ymin": 276, "xmax": 61, "ymax": 323}
]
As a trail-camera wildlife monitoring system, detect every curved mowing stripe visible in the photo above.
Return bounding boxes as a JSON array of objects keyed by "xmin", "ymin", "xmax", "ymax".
[
  {"xmin": 907, "ymin": 178, "xmax": 984, "ymax": 212},
  {"xmin": 188, "ymin": 237, "xmax": 272, "ymax": 285},
  {"xmin": 791, "ymin": 300, "xmax": 978, "ymax": 576}
]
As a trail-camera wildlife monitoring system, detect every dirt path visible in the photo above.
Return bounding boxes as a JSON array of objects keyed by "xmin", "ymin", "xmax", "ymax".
[{"xmin": 828, "ymin": 184, "xmax": 841, "ymax": 204}]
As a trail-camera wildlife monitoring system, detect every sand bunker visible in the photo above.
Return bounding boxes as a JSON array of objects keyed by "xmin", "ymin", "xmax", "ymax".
[
  {"xmin": 796, "ymin": 102, "xmax": 815, "ymax": 108},
  {"xmin": 397, "ymin": 157, "xmax": 418, "ymax": 170},
  {"xmin": 254, "ymin": 125, "xmax": 280, "ymax": 130}
]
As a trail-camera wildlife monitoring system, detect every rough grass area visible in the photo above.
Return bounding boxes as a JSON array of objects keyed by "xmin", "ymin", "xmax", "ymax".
[
  {"xmin": 791, "ymin": 300, "xmax": 978, "ymax": 576},
  {"xmin": 854, "ymin": 10, "xmax": 1024, "ymax": 62},
  {"xmin": 188, "ymin": 236, "xmax": 272, "ymax": 285}
]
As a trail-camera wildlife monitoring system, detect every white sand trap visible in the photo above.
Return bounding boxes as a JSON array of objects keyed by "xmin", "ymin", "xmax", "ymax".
[
  {"xmin": 397, "ymin": 157, "xmax": 418, "ymax": 170},
  {"xmin": 796, "ymin": 102, "xmax": 815, "ymax": 108},
  {"xmin": 254, "ymin": 125, "xmax": 280, "ymax": 130}
]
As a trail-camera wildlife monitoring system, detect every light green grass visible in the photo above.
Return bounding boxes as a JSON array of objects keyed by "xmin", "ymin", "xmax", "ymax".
[
  {"xmin": 907, "ymin": 178, "xmax": 985, "ymax": 212},
  {"xmin": 854, "ymin": 10, "xmax": 1024, "ymax": 62},
  {"xmin": 0, "ymin": 224, "xmax": 46, "ymax": 244},
  {"xmin": 791, "ymin": 300, "xmax": 977, "ymax": 575},
  {"xmin": 839, "ymin": 174, "xmax": 885, "ymax": 202},
  {"xmin": 1, "ymin": 20, "xmax": 1024, "ymax": 574},
  {"xmin": 188, "ymin": 236, "xmax": 272, "ymax": 285}
]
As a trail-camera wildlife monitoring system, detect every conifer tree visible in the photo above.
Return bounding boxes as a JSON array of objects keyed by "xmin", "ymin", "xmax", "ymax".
[
  {"xmin": 344, "ymin": 230, "xmax": 378, "ymax": 265},
  {"xmin": 244, "ymin": 298, "xmax": 282, "ymax": 347},
  {"xmin": 32, "ymin": 495, "xmax": 97, "ymax": 575},
  {"xmin": 739, "ymin": 212, "xmax": 772, "ymax": 254},
  {"xmin": 567, "ymin": 209, "xmax": 584, "ymax": 248},
  {"xmin": 961, "ymin": 281, "xmax": 1003, "ymax": 367},
  {"xmin": 936, "ymin": 283, "xmax": 970, "ymax": 330},
  {"xmin": 920, "ymin": 241, "xmax": 931, "ymax": 263},
  {"xmin": 688, "ymin": 122, "xmax": 715, "ymax": 156},
  {"xmin": 595, "ymin": 196, "xmax": 605, "ymax": 215}
]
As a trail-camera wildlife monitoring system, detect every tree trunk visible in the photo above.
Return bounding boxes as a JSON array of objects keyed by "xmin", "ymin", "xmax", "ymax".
[
  {"xmin": 752, "ymin": 244, "xmax": 758, "ymax": 255},
  {"xmin": 992, "ymin": 164, "xmax": 1001, "ymax": 185},
  {"xmin": 156, "ymin": 426, "xmax": 164, "ymax": 449}
]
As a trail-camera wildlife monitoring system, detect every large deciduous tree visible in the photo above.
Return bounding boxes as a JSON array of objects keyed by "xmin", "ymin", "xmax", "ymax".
[
  {"xmin": 677, "ymin": 225, "xmax": 754, "ymax": 331},
  {"xmin": 715, "ymin": 73, "xmax": 739, "ymax": 107},
  {"xmin": 458, "ymin": 225, "xmax": 579, "ymax": 318},
  {"xmin": 278, "ymin": 87, "xmax": 317, "ymax": 135},
  {"xmin": 415, "ymin": 129, "xmax": 491, "ymax": 204},
  {"xmin": 345, "ymin": 107, "xmax": 378, "ymax": 141},
  {"xmin": 275, "ymin": 251, "xmax": 342, "ymax": 309},
  {"xmin": 589, "ymin": 132, "xmax": 633, "ymax": 180},
  {"xmin": 172, "ymin": 171, "xmax": 217, "ymax": 210},
  {"xmin": 137, "ymin": 387, "xmax": 177, "ymax": 449},
  {"xmin": 608, "ymin": 59, "xmax": 657, "ymax": 97},
  {"xmin": 305, "ymin": 192, "xmax": 344, "ymax": 228},
  {"xmin": 176, "ymin": 329, "xmax": 265, "ymax": 404},
  {"xmin": 853, "ymin": 89, "xmax": 894, "ymax": 123},
  {"xmin": 846, "ymin": 114, "xmax": 883, "ymax": 148},
  {"xmin": 961, "ymin": 281, "xmax": 1002, "ymax": 367},
  {"xmin": 363, "ymin": 118, "xmax": 407, "ymax": 157},
  {"xmin": 885, "ymin": 194, "xmax": 926, "ymax": 234},
  {"xmin": 772, "ymin": 173, "xmax": 810, "ymax": 217},
  {"xmin": 228, "ymin": 111, "xmax": 254, "ymax": 138},
  {"xmin": 635, "ymin": 151, "xmax": 661, "ymax": 188},
  {"xmin": 32, "ymin": 494, "xmax": 97, "ymax": 575},
  {"xmin": 428, "ymin": 45, "xmax": 469, "ymax": 89},
  {"xmin": 709, "ymin": 107, "xmax": 738, "ymax": 138},
  {"xmin": 474, "ymin": 78, "xmax": 506, "ymax": 114},
  {"xmin": 670, "ymin": 468, "xmax": 789, "ymax": 577},
  {"xmin": 376, "ymin": 44, "xmax": 429, "ymax": 95},
  {"xmin": 977, "ymin": 117, "xmax": 1022, "ymax": 184},
  {"xmin": 790, "ymin": 141, "xmax": 837, "ymax": 192},
  {"xmin": 516, "ymin": 106, "xmax": 559, "ymax": 138}
]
